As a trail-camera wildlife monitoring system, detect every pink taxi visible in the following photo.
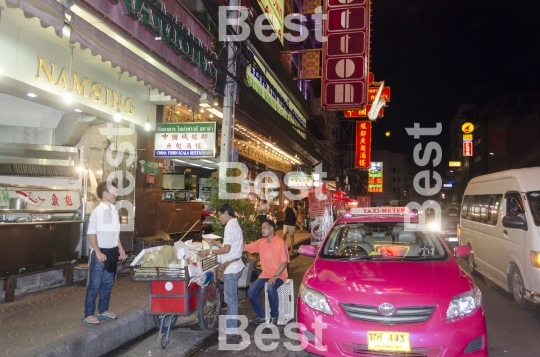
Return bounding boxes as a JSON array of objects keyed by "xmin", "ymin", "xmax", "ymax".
[{"xmin": 297, "ymin": 207, "xmax": 487, "ymax": 357}]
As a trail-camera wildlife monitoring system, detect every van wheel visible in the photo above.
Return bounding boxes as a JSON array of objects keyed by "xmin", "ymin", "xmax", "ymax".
[
  {"xmin": 511, "ymin": 266, "xmax": 532, "ymax": 310},
  {"xmin": 467, "ymin": 249, "xmax": 478, "ymax": 276}
]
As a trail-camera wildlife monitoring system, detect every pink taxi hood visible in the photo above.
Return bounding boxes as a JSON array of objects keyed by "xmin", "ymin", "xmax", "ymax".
[{"xmin": 304, "ymin": 258, "xmax": 475, "ymax": 304}]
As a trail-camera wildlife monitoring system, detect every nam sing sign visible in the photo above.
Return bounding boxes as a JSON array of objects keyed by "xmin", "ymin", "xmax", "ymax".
[
  {"xmin": 321, "ymin": 0, "xmax": 370, "ymax": 110},
  {"xmin": 355, "ymin": 120, "xmax": 372, "ymax": 169},
  {"xmin": 155, "ymin": 123, "xmax": 216, "ymax": 158}
]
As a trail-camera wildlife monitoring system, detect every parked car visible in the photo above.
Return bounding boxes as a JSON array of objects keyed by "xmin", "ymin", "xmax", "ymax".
[{"xmin": 297, "ymin": 206, "xmax": 487, "ymax": 357}]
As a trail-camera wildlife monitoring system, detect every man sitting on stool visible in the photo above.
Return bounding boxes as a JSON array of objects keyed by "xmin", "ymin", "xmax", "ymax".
[{"xmin": 244, "ymin": 219, "xmax": 289, "ymax": 326}]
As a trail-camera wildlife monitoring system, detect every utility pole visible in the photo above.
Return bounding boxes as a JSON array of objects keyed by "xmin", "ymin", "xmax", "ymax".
[{"xmin": 219, "ymin": 0, "xmax": 239, "ymax": 164}]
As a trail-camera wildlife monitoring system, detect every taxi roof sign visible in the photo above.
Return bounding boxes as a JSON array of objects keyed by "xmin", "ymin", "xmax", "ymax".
[{"xmin": 350, "ymin": 207, "xmax": 409, "ymax": 215}]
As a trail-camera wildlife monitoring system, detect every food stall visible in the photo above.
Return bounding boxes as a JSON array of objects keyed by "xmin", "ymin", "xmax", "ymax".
[{"xmin": 0, "ymin": 184, "xmax": 83, "ymax": 300}]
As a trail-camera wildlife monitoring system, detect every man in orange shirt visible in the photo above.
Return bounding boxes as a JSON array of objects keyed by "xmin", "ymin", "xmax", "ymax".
[{"xmin": 244, "ymin": 219, "xmax": 289, "ymax": 326}]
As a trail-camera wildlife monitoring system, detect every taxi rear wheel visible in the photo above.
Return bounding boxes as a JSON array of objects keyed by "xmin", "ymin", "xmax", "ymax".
[{"xmin": 511, "ymin": 266, "xmax": 532, "ymax": 310}]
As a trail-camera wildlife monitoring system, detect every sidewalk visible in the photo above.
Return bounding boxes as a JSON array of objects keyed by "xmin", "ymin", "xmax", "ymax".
[{"xmin": 0, "ymin": 231, "xmax": 313, "ymax": 357}]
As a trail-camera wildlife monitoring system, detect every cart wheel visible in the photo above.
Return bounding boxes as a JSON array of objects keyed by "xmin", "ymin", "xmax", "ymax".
[
  {"xmin": 198, "ymin": 279, "xmax": 221, "ymax": 332},
  {"xmin": 153, "ymin": 315, "xmax": 178, "ymax": 330},
  {"xmin": 160, "ymin": 332, "xmax": 169, "ymax": 349}
]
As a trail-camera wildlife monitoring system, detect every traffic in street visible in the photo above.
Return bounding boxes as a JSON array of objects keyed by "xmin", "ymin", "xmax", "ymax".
[{"xmin": 104, "ymin": 250, "xmax": 540, "ymax": 357}]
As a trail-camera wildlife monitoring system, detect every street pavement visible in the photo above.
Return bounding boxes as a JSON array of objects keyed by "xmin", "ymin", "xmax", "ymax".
[{"xmin": 0, "ymin": 231, "xmax": 313, "ymax": 357}]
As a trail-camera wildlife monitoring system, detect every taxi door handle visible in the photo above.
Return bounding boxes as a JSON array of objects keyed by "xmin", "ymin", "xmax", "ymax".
[{"xmin": 503, "ymin": 230, "xmax": 508, "ymax": 235}]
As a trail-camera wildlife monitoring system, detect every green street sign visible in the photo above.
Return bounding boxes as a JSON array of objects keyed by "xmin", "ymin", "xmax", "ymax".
[{"xmin": 140, "ymin": 160, "xmax": 159, "ymax": 175}]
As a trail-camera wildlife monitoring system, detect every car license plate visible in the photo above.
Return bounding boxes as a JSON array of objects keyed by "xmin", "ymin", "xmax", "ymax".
[
  {"xmin": 367, "ymin": 331, "xmax": 410, "ymax": 352},
  {"xmin": 446, "ymin": 237, "xmax": 458, "ymax": 242}
]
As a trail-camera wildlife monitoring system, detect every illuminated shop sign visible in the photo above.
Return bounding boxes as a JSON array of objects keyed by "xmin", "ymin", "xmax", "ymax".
[
  {"xmin": 36, "ymin": 57, "xmax": 135, "ymax": 116},
  {"xmin": 245, "ymin": 50, "xmax": 307, "ymax": 138},
  {"xmin": 355, "ymin": 121, "xmax": 372, "ymax": 169},
  {"xmin": 155, "ymin": 123, "xmax": 216, "ymax": 158},
  {"xmin": 321, "ymin": 0, "xmax": 370, "ymax": 110},
  {"xmin": 368, "ymin": 162, "xmax": 382, "ymax": 192},
  {"xmin": 256, "ymin": 0, "xmax": 285, "ymax": 44}
]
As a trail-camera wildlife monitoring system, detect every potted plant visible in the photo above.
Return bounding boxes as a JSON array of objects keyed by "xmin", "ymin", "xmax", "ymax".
[{"xmin": 205, "ymin": 175, "xmax": 260, "ymax": 288}]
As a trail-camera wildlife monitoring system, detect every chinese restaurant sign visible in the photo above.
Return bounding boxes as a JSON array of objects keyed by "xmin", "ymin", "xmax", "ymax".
[
  {"xmin": 321, "ymin": 0, "xmax": 370, "ymax": 110},
  {"xmin": 344, "ymin": 105, "xmax": 384, "ymax": 118},
  {"xmin": 367, "ymin": 161, "xmax": 383, "ymax": 193},
  {"xmin": 256, "ymin": 0, "xmax": 285, "ymax": 44},
  {"xmin": 355, "ymin": 121, "xmax": 372, "ymax": 169},
  {"xmin": 155, "ymin": 123, "xmax": 216, "ymax": 158}
]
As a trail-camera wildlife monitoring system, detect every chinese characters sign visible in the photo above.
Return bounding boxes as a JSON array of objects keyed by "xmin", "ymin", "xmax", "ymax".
[
  {"xmin": 155, "ymin": 123, "xmax": 216, "ymax": 158},
  {"xmin": 321, "ymin": 0, "xmax": 370, "ymax": 110},
  {"xmin": 343, "ymin": 86, "xmax": 390, "ymax": 118},
  {"xmin": 463, "ymin": 141, "xmax": 473, "ymax": 157},
  {"xmin": 367, "ymin": 161, "xmax": 383, "ymax": 193},
  {"xmin": 0, "ymin": 188, "xmax": 81, "ymax": 210},
  {"xmin": 355, "ymin": 120, "xmax": 372, "ymax": 168},
  {"xmin": 256, "ymin": 0, "xmax": 285, "ymax": 44},
  {"xmin": 344, "ymin": 105, "xmax": 385, "ymax": 118}
]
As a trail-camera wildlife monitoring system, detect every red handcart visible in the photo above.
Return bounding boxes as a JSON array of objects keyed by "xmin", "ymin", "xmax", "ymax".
[{"xmin": 131, "ymin": 255, "xmax": 221, "ymax": 349}]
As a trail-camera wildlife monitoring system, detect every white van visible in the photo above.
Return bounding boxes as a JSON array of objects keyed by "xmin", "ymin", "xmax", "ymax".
[{"xmin": 459, "ymin": 167, "xmax": 540, "ymax": 309}]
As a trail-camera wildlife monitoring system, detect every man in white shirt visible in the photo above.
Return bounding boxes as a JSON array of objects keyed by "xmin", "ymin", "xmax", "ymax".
[
  {"xmin": 83, "ymin": 181, "xmax": 126, "ymax": 325},
  {"xmin": 201, "ymin": 203, "xmax": 244, "ymax": 342}
]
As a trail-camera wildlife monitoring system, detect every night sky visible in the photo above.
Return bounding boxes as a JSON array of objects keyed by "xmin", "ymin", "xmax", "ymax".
[{"xmin": 367, "ymin": 0, "xmax": 540, "ymax": 154}]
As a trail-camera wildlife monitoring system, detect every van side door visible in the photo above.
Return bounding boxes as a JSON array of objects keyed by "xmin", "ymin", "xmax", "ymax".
[{"xmin": 502, "ymin": 192, "xmax": 529, "ymax": 285}]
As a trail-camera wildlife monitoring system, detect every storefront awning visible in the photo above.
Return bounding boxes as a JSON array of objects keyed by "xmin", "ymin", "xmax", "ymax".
[
  {"xmin": 5, "ymin": 0, "xmax": 64, "ymax": 38},
  {"xmin": 5, "ymin": 0, "xmax": 200, "ymax": 111},
  {"xmin": 69, "ymin": 13, "xmax": 199, "ymax": 111}
]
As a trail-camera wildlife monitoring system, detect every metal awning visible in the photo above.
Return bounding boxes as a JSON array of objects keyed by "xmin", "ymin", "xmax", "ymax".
[{"xmin": 4, "ymin": 0, "xmax": 200, "ymax": 111}]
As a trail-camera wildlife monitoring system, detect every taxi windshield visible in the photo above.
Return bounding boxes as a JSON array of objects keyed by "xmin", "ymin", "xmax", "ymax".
[{"xmin": 320, "ymin": 222, "xmax": 448, "ymax": 261}]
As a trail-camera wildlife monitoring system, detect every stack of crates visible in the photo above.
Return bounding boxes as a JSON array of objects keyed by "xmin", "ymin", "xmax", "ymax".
[{"xmin": 264, "ymin": 279, "xmax": 294, "ymax": 325}]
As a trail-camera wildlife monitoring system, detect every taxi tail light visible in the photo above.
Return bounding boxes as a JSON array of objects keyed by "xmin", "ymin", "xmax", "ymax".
[{"xmin": 531, "ymin": 251, "xmax": 540, "ymax": 268}]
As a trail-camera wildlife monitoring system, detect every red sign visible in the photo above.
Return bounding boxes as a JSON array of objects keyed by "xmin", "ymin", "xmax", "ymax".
[
  {"xmin": 321, "ymin": 0, "xmax": 370, "ymax": 110},
  {"xmin": 463, "ymin": 141, "xmax": 473, "ymax": 156},
  {"xmin": 355, "ymin": 121, "xmax": 372, "ymax": 168},
  {"xmin": 357, "ymin": 196, "xmax": 371, "ymax": 207},
  {"xmin": 344, "ymin": 105, "xmax": 384, "ymax": 118},
  {"xmin": 367, "ymin": 86, "xmax": 391, "ymax": 102}
]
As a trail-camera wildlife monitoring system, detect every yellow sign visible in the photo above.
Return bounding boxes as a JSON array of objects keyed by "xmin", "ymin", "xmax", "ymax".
[
  {"xmin": 463, "ymin": 134, "xmax": 473, "ymax": 141},
  {"xmin": 462, "ymin": 122, "xmax": 474, "ymax": 133},
  {"xmin": 449, "ymin": 161, "xmax": 462, "ymax": 167}
]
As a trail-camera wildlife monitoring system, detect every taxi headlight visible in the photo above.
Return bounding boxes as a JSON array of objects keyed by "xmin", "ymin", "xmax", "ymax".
[
  {"xmin": 299, "ymin": 284, "xmax": 333, "ymax": 315},
  {"xmin": 446, "ymin": 287, "xmax": 482, "ymax": 321}
]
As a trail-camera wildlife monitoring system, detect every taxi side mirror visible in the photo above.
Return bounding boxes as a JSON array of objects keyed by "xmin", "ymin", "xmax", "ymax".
[
  {"xmin": 298, "ymin": 245, "xmax": 316, "ymax": 257},
  {"xmin": 454, "ymin": 245, "xmax": 472, "ymax": 259}
]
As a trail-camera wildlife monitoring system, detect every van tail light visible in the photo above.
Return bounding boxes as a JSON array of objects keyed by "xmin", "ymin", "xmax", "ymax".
[
  {"xmin": 457, "ymin": 224, "xmax": 461, "ymax": 237},
  {"xmin": 530, "ymin": 251, "xmax": 540, "ymax": 268}
]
